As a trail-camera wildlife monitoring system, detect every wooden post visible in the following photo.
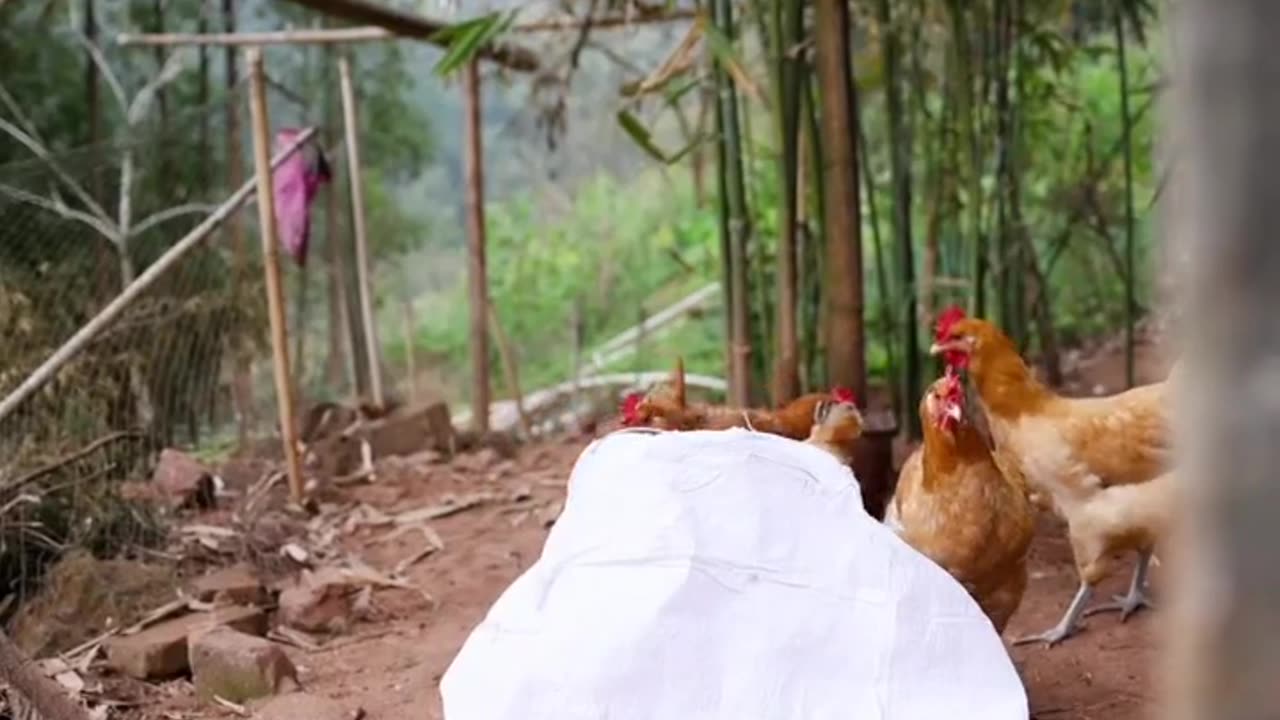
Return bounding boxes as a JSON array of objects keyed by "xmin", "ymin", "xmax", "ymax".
[
  {"xmin": 462, "ymin": 59, "xmax": 491, "ymax": 433},
  {"xmin": 245, "ymin": 47, "xmax": 304, "ymax": 505},
  {"xmin": 1165, "ymin": 3, "xmax": 1280, "ymax": 719},
  {"xmin": 338, "ymin": 52, "xmax": 385, "ymax": 410}
]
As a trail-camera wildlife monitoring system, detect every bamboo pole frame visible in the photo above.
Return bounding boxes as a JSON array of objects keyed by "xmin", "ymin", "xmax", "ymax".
[
  {"xmin": 0, "ymin": 128, "xmax": 318, "ymax": 425},
  {"xmin": 281, "ymin": 0, "xmax": 540, "ymax": 70},
  {"xmin": 118, "ymin": 27, "xmax": 396, "ymax": 46},
  {"xmin": 463, "ymin": 59, "xmax": 491, "ymax": 434},
  {"xmin": 245, "ymin": 47, "xmax": 305, "ymax": 505},
  {"xmin": 338, "ymin": 52, "xmax": 385, "ymax": 410},
  {"xmin": 115, "ymin": 10, "xmax": 700, "ymax": 48}
]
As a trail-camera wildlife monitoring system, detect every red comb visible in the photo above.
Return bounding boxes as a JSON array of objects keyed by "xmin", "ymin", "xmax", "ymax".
[
  {"xmin": 831, "ymin": 386, "xmax": 857, "ymax": 404},
  {"xmin": 935, "ymin": 305, "xmax": 967, "ymax": 341},
  {"xmin": 620, "ymin": 392, "xmax": 644, "ymax": 426}
]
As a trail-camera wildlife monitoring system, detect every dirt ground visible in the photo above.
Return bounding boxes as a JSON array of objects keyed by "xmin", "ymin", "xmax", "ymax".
[
  {"xmin": 122, "ymin": 331, "xmax": 1173, "ymax": 720},
  {"xmin": 154, "ymin": 438, "xmax": 1161, "ymax": 720}
]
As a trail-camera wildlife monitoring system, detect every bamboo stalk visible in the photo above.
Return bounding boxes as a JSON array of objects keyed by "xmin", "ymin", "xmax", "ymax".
[
  {"xmin": 1114, "ymin": 4, "xmax": 1137, "ymax": 389},
  {"xmin": 713, "ymin": 0, "xmax": 752, "ymax": 408},
  {"xmin": 877, "ymin": 0, "xmax": 919, "ymax": 435},
  {"xmin": 246, "ymin": 47, "xmax": 304, "ymax": 505},
  {"xmin": 813, "ymin": 0, "xmax": 866, "ymax": 400},
  {"xmin": 761, "ymin": 0, "xmax": 802, "ymax": 405},
  {"xmin": 338, "ymin": 53, "xmax": 385, "ymax": 409}
]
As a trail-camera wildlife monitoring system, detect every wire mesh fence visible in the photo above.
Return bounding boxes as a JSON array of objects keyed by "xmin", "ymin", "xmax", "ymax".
[{"xmin": 0, "ymin": 75, "xmax": 356, "ymax": 603}]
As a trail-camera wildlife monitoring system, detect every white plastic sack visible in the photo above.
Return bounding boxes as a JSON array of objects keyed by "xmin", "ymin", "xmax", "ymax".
[{"xmin": 441, "ymin": 429, "xmax": 1027, "ymax": 720}]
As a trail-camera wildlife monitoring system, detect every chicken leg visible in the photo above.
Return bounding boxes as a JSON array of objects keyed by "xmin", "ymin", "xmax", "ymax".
[
  {"xmin": 1012, "ymin": 582, "xmax": 1092, "ymax": 648},
  {"xmin": 1083, "ymin": 550, "xmax": 1156, "ymax": 622}
]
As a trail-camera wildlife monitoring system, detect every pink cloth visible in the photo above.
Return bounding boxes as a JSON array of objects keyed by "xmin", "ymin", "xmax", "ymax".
[{"xmin": 272, "ymin": 127, "xmax": 331, "ymax": 267}]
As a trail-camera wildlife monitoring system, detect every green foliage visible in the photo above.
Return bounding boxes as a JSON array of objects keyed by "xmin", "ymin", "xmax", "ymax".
[
  {"xmin": 415, "ymin": 170, "xmax": 725, "ymax": 402},
  {"xmin": 429, "ymin": 11, "xmax": 520, "ymax": 77}
]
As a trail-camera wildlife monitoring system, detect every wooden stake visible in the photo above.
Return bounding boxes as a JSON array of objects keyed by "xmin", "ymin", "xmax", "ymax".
[
  {"xmin": 245, "ymin": 47, "xmax": 304, "ymax": 505},
  {"xmin": 463, "ymin": 59, "xmax": 491, "ymax": 434},
  {"xmin": 338, "ymin": 53, "xmax": 385, "ymax": 410}
]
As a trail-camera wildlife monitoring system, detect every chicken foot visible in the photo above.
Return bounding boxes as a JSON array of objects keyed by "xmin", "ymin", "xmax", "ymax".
[
  {"xmin": 1082, "ymin": 551, "xmax": 1156, "ymax": 623},
  {"xmin": 1012, "ymin": 582, "xmax": 1092, "ymax": 648}
]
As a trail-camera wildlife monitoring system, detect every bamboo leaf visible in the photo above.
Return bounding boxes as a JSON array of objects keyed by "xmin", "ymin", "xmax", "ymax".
[
  {"xmin": 616, "ymin": 109, "xmax": 670, "ymax": 163},
  {"xmin": 616, "ymin": 109, "xmax": 706, "ymax": 166},
  {"xmin": 430, "ymin": 11, "xmax": 518, "ymax": 77},
  {"xmin": 699, "ymin": 16, "xmax": 767, "ymax": 105}
]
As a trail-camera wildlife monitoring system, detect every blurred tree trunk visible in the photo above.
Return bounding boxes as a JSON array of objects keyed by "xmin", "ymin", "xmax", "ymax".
[
  {"xmin": 877, "ymin": 0, "xmax": 919, "ymax": 435},
  {"xmin": 1165, "ymin": 3, "xmax": 1280, "ymax": 718},
  {"xmin": 813, "ymin": 0, "xmax": 865, "ymax": 400},
  {"xmin": 712, "ymin": 0, "xmax": 751, "ymax": 407}
]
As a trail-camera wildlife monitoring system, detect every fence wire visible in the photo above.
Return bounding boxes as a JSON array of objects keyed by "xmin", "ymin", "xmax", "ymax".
[{"xmin": 0, "ymin": 79, "xmax": 354, "ymax": 608}]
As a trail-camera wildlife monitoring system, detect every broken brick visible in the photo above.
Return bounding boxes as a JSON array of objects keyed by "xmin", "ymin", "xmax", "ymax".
[
  {"xmin": 104, "ymin": 605, "xmax": 267, "ymax": 680},
  {"xmin": 190, "ymin": 626, "xmax": 299, "ymax": 704},
  {"xmin": 190, "ymin": 564, "xmax": 265, "ymax": 606},
  {"xmin": 152, "ymin": 449, "xmax": 217, "ymax": 510},
  {"xmin": 277, "ymin": 569, "xmax": 356, "ymax": 634}
]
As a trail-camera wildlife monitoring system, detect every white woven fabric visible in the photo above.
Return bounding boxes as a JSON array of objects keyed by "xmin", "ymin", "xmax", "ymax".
[{"xmin": 441, "ymin": 429, "xmax": 1027, "ymax": 720}]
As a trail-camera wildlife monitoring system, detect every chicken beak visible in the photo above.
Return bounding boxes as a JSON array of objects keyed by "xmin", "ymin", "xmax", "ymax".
[
  {"xmin": 928, "ymin": 341, "xmax": 948, "ymax": 356},
  {"xmin": 945, "ymin": 404, "xmax": 963, "ymax": 423}
]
